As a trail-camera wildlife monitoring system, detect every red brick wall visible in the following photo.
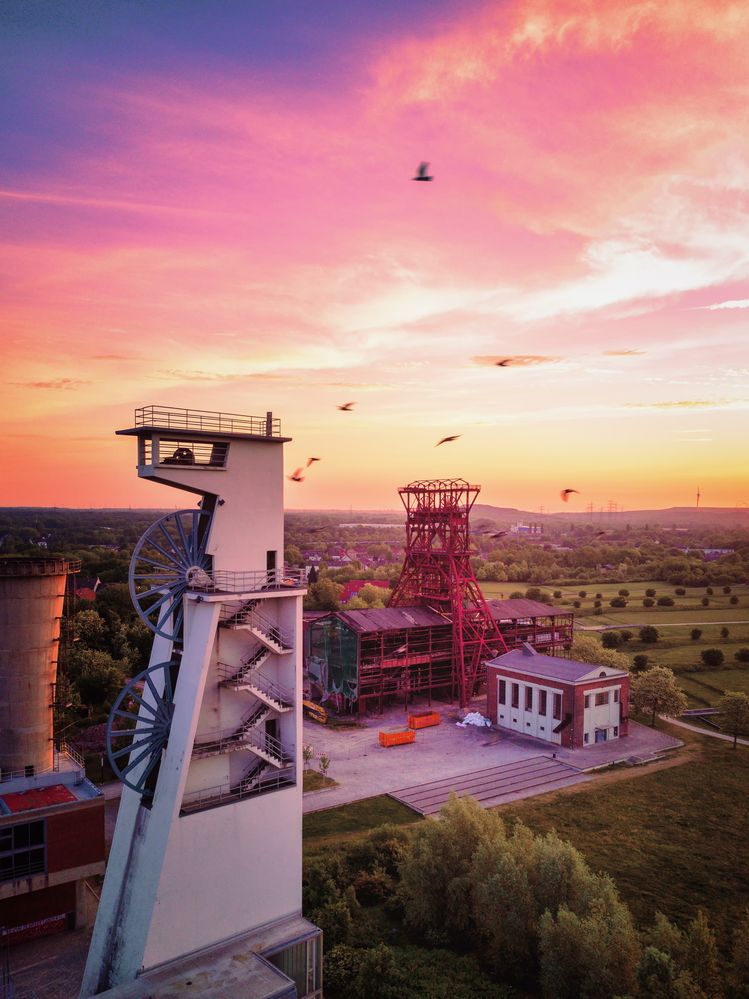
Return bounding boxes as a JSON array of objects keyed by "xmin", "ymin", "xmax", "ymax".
[{"xmin": 47, "ymin": 800, "xmax": 105, "ymax": 874}]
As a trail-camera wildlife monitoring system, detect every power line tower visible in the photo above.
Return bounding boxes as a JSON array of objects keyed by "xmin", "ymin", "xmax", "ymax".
[{"xmin": 388, "ymin": 479, "xmax": 507, "ymax": 707}]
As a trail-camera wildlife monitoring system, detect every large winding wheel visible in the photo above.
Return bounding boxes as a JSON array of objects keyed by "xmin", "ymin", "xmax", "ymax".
[
  {"xmin": 129, "ymin": 509, "xmax": 212, "ymax": 641},
  {"xmin": 106, "ymin": 661, "xmax": 177, "ymax": 796}
]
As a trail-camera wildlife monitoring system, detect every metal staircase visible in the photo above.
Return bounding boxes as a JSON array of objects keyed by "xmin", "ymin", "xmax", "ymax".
[{"xmin": 220, "ymin": 603, "xmax": 292, "ymax": 654}]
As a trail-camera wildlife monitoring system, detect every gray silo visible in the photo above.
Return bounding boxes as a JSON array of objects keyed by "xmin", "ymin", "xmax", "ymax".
[{"xmin": 0, "ymin": 557, "xmax": 81, "ymax": 775}]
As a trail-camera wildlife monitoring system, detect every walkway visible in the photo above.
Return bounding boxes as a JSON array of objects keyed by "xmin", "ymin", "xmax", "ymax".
[
  {"xmin": 579, "ymin": 619, "xmax": 749, "ymax": 631},
  {"xmin": 666, "ymin": 716, "xmax": 749, "ymax": 746},
  {"xmin": 390, "ymin": 756, "xmax": 589, "ymax": 816}
]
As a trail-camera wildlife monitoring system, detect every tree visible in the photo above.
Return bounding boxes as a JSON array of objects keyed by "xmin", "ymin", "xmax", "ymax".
[
  {"xmin": 691, "ymin": 628, "xmax": 702, "ymax": 641},
  {"xmin": 730, "ymin": 595, "xmax": 740, "ymax": 605},
  {"xmin": 720, "ymin": 626, "xmax": 730, "ymax": 639},
  {"xmin": 619, "ymin": 629, "xmax": 633, "ymax": 643},
  {"xmin": 702, "ymin": 597, "xmax": 710, "ymax": 607},
  {"xmin": 657, "ymin": 596, "xmax": 675, "ymax": 606},
  {"xmin": 731, "ymin": 908, "xmax": 749, "ymax": 998},
  {"xmin": 706, "ymin": 587, "xmax": 714, "ymax": 596},
  {"xmin": 716, "ymin": 692, "xmax": 749, "ymax": 749},
  {"xmin": 602, "ymin": 631, "xmax": 622, "ymax": 649},
  {"xmin": 643, "ymin": 597, "xmax": 655, "ymax": 607},
  {"xmin": 735, "ymin": 649, "xmax": 749, "ymax": 663},
  {"xmin": 683, "ymin": 910, "xmax": 721, "ymax": 998},
  {"xmin": 619, "ymin": 588, "xmax": 630, "ymax": 597},
  {"xmin": 305, "ymin": 578, "xmax": 343, "ymax": 611},
  {"xmin": 578, "ymin": 591, "xmax": 587, "ymax": 598},
  {"xmin": 675, "ymin": 587, "xmax": 686, "ymax": 596},
  {"xmin": 70, "ymin": 648, "xmax": 127, "ymax": 707},
  {"xmin": 723, "ymin": 585, "xmax": 732, "ymax": 594},
  {"xmin": 646, "ymin": 588, "xmax": 657, "ymax": 597},
  {"xmin": 610, "ymin": 596, "xmax": 627, "ymax": 607},
  {"xmin": 74, "ymin": 609, "xmax": 108, "ymax": 650},
  {"xmin": 700, "ymin": 648, "xmax": 724, "ymax": 669},
  {"xmin": 632, "ymin": 654, "xmax": 649, "ymax": 673},
  {"xmin": 302, "ymin": 744, "xmax": 314, "ymax": 770},
  {"xmin": 631, "ymin": 667, "xmax": 687, "ymax": 727},
  {"xmin": 318, "ymin": 753, "xmax": 331, "ymax": 783},
  {"xmin": 284, "ymin": 544, "xmax": 303, "ymax": 566},
  {"xmin": 571, "ymin": 635, "xmax": 631, "ymax": 671},
  {"xmin": 640, "ymin": 625, "xmax": 659, "ymax": 643}
]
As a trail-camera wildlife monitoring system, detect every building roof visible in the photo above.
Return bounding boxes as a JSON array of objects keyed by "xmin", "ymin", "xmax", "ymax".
[
  {"xmin": 336, "ymin": 606, "xmax": 450, "ymax": 633},
  {"xmin": 0, "ymin": 784, "xmax": 77, "ymax": 814},
  {"xmin": 487, "ymin": 643, "xmax": 628, "ymax": 683},
  {"xmin": 488, "ymin": 598, "xmax": 572, "ymax": 620}
]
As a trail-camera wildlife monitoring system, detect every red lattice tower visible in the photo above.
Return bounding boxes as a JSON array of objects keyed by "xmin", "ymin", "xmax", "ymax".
[{"xmin": 388, "ymin": 478, "xmax": 508, "ymax": 707}]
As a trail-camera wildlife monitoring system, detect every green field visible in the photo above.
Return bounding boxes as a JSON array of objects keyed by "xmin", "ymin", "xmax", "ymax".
[
  {"xmin": 303, "ymin": 795, "xmax": 419, "ymax": 859},
  {"xmin": 498, "ymin": 727, "xmax": 749, "ymax": 937}
]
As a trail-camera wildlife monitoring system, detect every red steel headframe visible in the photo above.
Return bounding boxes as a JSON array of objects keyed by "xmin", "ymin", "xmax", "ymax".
[{"xmin": 388, "ymin": 478, "xmax": 508, "ymax": 707}]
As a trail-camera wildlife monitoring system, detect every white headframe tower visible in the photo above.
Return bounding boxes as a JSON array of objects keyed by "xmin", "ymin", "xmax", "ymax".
[{"xmin": 81, "ymin": 406, "xmax": 320, "ymax": 998}]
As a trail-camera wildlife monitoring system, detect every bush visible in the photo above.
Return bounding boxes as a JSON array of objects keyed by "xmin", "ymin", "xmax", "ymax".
[
  {"xmin": 619, "ymin": 630, "xmax": 633, "ymax": 642},
  {"xmin": 642, "ymin": 597, "xmax": 655, "ymax": 607},
  {"xmin": 720, "ymin": 627, "xmax": 729, "ymax": 639},
  {"xmin": 700, "ymin": 648, "xmax": 725, "ymax": 669},
  {"xmin": 675, "ymin": 587, "xmax": 686, "ymax": 596},
  {"xmin": 553, "ymin": 590, "xmax": 563, "ymax": 598},
  {"xmin": 701, "ymin": 597, "xmax": 710, "ymax": 607},
  {"xmin": 609, "ymin": 596, "xmax": 627, "ymax": 607},
  {"xmin": 594, "ymin": 599, "xmax": 602, "ymax": 608},
  {"xmin": 639, "ymin": 626, "xmax": 659, "ymax": 643},
  {"xmin": 645, "ymin": 588, "xmax": 657, "ymax": 597},
  {"xmin": 578, "ymin": 591, "xmax": 587, "ymax": 598},
  {"xmin": 723, "ymin": 586, "xmax": 732, "ymax": 594},
  {"xmin": 735, "ymin": 648, "xmax": 749, "ymax": 663},
  {"xmin": 509, "ymin": 591, "xmax": 524, "ymax": 599},
  {"xmin": 595, "ymin": 592, "xmax": 603, "ymax": 599},
  {"xmin": 573, "ymin": 600, "xmax": 581, "ymax": 608},
  {"xmin": 690, "ymin": 628, "xmax": 702, "ymax": 640},
  {"xmin": 730, "ymin": 595, "xmax": 739, "ymax": 605},
  {"xmin": 706, "ymin": 587, "xmax": 714, "ymax": 595},
  {"xmin": 526, "ymin": 587, "xmax": 553, "ymax": 603},
  {"xmin": 632, "ymin": 654, "xmax": 649, "ymax": 673},
  {"xmin": 602, "ymin": 631, "xmax": 622, "ymax": 649},
  {"xmin": 656, "ymin": 596, "xmax": 674, "ymax": 606},
  {"xmin": 618, "ymin": 588, "xmax": 630, "ymax": 597}
]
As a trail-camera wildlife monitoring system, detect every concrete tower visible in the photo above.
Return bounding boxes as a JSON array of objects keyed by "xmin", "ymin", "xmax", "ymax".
[
  {"xmin": 81, "ymin": 406, "xmax": 321, "ymax": 998},
  {"xmin": 0, "ymin": 557, "xmax": 80, "ymax": 776}
]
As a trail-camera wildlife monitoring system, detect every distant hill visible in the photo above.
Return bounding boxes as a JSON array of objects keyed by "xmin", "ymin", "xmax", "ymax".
[{"xmin": 473, "ymin": 503, "xmax": 749, "ymax": 529}]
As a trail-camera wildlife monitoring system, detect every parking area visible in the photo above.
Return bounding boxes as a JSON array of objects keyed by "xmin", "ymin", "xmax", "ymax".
[{"xmin": 303, "ymin": 700, "xmax": 682, "ymax": 813}]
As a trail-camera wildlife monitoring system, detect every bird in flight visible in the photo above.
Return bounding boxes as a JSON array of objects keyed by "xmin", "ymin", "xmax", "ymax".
[
  {"xmin": 412, "ymin": 161, "xmax": 433, "ymax": 182},
  {"xmin": 288, "ymin": 468, "xmax": 305, "ymax": 483},
  {"xmin": 306, "ymin": 457, "xmax": 321, "ymax": 467},
  {"xmin": 495, "ymin": 359, "xmax": 512, "ymax": 367},
  {"xmin": 560, "ymin": 489, "xmax": 580, "ymax": 502},
  {"xmin": 337, "ymin": 402, "xmax": 355, "ymax": 411},
  {"xmin": 435, "ymin": 435, "xmax": 461, "ymax": 447}
]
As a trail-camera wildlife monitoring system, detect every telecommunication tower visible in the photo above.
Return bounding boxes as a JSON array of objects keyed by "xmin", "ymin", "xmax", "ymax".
[
  {"xmin": 388, "ymin": 479, "xmax": 508, "ymax": 707},
  {"xmin": 81, "ymin": 406, "xmax": 320, "ymax": 998}
]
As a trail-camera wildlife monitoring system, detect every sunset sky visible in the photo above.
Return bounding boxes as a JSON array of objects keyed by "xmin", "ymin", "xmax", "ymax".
[{"xmin": 2, "ymin": 0, "xmax": 748, "ymax": 512}]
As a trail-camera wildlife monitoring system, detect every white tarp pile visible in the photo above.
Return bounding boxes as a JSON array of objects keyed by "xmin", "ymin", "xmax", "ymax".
[{"xmin": 456, "ymin": 711, "xmax": 491, "ymax": 728}]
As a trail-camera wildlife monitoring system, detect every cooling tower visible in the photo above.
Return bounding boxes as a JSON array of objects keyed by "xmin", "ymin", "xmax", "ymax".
[{"xmin": 0, "ymin": 558, "xmax": 80, "ymax": 775}]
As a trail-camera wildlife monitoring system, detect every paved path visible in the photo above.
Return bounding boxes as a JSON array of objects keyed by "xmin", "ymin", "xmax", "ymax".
[
  {"xmin": 666, "ymin": 716, "xmax": 749, "ymax": 746},
  {"xmin": 579, "ymin": 619, "xmax": 749, "ymax": 631},
  {"xmin": 390, "ymin": 756, "xmax": 589, "ymax": 816}
]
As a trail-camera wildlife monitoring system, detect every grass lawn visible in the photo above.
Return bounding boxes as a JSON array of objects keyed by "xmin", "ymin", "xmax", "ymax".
[
  {"xmin": 303, "ymin": 769, "xmax": 339, "ymax": 792},
  {"xmin": 302, "ymin": 795, "xmax": 420, "ymax": 859},
  {"xmin": 497, "ymin": 728, "xmax": 749, "ymax": 938}
]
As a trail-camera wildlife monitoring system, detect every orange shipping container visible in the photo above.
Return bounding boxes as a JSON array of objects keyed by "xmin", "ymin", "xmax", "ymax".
[
  {"xmin": 378, "ymin": 728, "xmax": 416, "ymax": 748},
  {"xmin": 408, "ymin": 711, "xmax": 441, "ymax": 730}
]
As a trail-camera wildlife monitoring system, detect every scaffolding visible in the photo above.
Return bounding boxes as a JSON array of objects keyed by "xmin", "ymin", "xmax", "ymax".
[{"xmin": 388, "ymin": 479, "xmax": 508, "ymax": 707}]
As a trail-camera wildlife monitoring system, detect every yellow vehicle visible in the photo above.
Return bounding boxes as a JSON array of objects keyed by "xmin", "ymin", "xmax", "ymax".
[{"xmin": 303, "ymin": 699, "xmax": 328, "ymax": 725}]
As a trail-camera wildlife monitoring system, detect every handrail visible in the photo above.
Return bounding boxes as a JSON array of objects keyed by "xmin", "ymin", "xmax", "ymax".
[
  {"xmin": 223, "ymin": 667, "xmax": 293, "ymax": 706},
  {"xmin": 190, "ymin": 567, "xmax": 306, "ymax": 594},
  {"xmin": 134, "ymin": 405, "xmax": 281, "ymax": 438},
  {"xmin": 181, "ymin": 767, "xmax": 295, "ymax": 813},
  {"xmin": 0, "ymin": 744, "xmax": 85, "ymax": 784},
  {"xmin": 0, "ymin": 558, "xmax": 82, "ymax": 577},
  {"xmin": 219, "ymin": 602, "xmax": 293, "ymax": 649}
]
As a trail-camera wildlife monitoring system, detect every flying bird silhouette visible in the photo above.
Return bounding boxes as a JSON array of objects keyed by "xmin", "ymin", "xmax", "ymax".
[
  {"xmin": 412, "ymin": 161, "xmax": 433, "ymax": 182},
  {"xmin": 496, "ymin": 359, "xmax": 512, "ymax": 367},
  {"xmin": 560, "ymin": 489, "xmax": 580, "ymax": 502},
  {"xmin": 306, "ymin": 457, "xmax": 321, "ymax": 467},
  {"xmin": 288, "ymin": 468, "xmax": 305, "ymax": 483},
  {"xmin": 337, "ymin": 402, "xmax": 355, "ymax": 411},
  {"xmin": 435, "ymin": 435, "xmax": 461, "ymax": 447}
]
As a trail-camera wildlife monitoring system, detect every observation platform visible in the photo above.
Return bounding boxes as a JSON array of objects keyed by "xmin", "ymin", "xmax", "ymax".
[
  {"xmin": 186, "ymin": 568, "xmax": 306, "ymax": 600},
  {"xmin": 117, "ymin": 405, "xmax": 291, "ymax": 443},
  {"xmin": 0, "ymin": 557, "xmax": 81, "ymax": 577}
]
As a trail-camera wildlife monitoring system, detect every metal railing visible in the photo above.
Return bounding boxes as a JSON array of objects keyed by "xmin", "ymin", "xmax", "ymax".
[
  {"xmin": 219, "ymin": 603, "xmax": 293, "ymax": 650},
  {"xmin": 221, "ymin": 666, "xmax": 293, "ymax": 707},
  {"xmin": 181, "ymin": 767, "xmax": 295, "ymax": 814},
  {"xmin": 134, "ymin": 405, "xmax": 281, "ymax": 437},
  {"xmin": 192, "ymin": 702, "xmax": 271, "ymax": 758},
  {"xmin": 191, "ymin": 567, "xmax": 306, "ymax": 594},
  {"xmin": 0, "ymin": 744, "xmax": 85, "ymax": 784},
  {"xmin": 217, "ymin": 647, "xmax": 270, "ymax": 684},
  {"xmin": 0, "ymin": 558, "xmax": 82, "ymax": 577}
]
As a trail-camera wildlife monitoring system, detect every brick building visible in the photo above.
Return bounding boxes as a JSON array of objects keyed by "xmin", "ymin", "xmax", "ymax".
[{"xmin": 486, "ymin": 644, "xmax": 629, "ymax": 749}]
